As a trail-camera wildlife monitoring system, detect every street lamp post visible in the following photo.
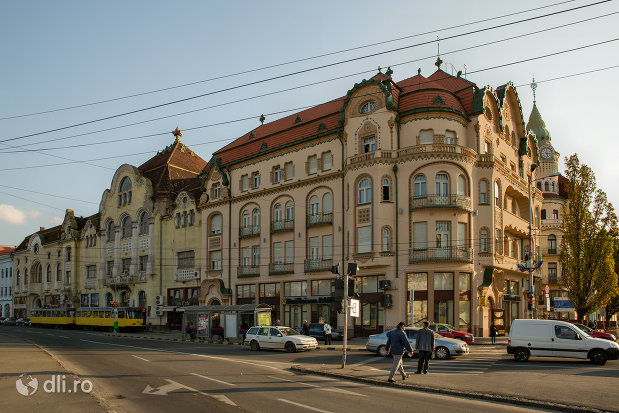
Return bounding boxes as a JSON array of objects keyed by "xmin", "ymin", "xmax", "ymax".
[{"xmin": 527, "ymin": 164, "xmax": 537, "ymax": 319}]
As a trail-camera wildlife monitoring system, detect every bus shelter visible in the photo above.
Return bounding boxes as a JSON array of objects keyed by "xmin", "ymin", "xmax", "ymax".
[{"xmin": 182, "ymin": 304, "xmax": 272, "ymax": 341}]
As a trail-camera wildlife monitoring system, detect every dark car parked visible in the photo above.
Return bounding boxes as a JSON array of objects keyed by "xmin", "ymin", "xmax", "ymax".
[
  {"xmin": 3, "ymin": 318, "xmax": 17, "ymax": 326},
  {"xmin": 298, "ymin": 323, "xmax": 343, "ymax": 341},
  {"xmin": 16, "ymin": 318, "xmax": 31, "ymax": 327}
]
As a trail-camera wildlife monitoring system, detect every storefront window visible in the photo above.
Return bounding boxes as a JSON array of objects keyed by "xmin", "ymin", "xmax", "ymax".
[
  {"xmin": 354, "ymin": 302, "xmax": 384, "ymax": 330},
  {"xmin": 284, "ymin": 281, "xmax": 307, "ymax": 297},
  {"xmin": 311, "ymin": 280, "xmax": 333, "ymax": 296},
  {"xmin": 284, "ymin": 305, "xmax": 306, "ymax": 328},
  {"xmin": 409, "ymin": 273, "xmax": 427, "ymax": 290},
  {"xmin": 311, "ymin": 304, "xmax": 331, "ymax": 325},
  {"xmin": 359, "ymin": 276, "xmax": 385, "ymax": 293},
  {"xmin": 410, "ymin": 299, "xmax": 428, "ymax": 326},
  {"xmin": 434, "ymin": 300, "xmax": 453, "ymax": 325},
  {"xmin": 459, "ymin": 300, "xmax": 470, "ymax": 331},
  {"xmin": 459, "ymin": 273, "xmax": 471, "ymax": 290},
  {"xmin": 434, "ymin": 273, "xmax": 453, "ymax": 290},
  {"xmin": 510, "ymin": 280, "xmax": 519, "ymax": 295}
]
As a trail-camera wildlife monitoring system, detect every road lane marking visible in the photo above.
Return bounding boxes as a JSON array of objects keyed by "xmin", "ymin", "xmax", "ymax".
[
  {"xmin": 165, "ymin": 379, "xmax": 236, "ymax": 406},
  {"xmin": 349, "ymin": 356, "xmax": 384, "ymax": 367},
  {"xmin": 58, "ymin": 336, "xmax": 70, "ymax": 338},
  {"xmin": 267, "ymin": 376, "xmax": 366, "ymax": 397},
  {"xmin": 277, "ymin": 398, "xmax": 333, "ymax": 413},
  {"xmin": 132, "ymin": 355, "xmax": 150, "ymax": 362},
  {"xmin": 190, "ymin": 373, "xmax": 235, "ymax": 386}
]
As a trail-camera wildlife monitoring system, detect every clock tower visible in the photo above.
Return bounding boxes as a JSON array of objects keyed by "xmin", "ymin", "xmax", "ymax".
[{"xmin": 526, "ymin": 77, "xmax": 559, "ymax": 178}]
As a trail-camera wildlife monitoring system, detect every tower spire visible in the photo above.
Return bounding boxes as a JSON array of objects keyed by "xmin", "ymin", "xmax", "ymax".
[{"xmin": 530, "ymin": 75, "xmax": 538, "ymax": 104}]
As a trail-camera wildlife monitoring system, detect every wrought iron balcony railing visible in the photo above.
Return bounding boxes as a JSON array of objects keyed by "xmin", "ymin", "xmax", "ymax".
[
  {"xmin": 306, "ymin": 212, "xmax": 333, "ymax": 227},
  {"xmin": 271, "ymin": 220, "xmax": 294, "ymax": 233},
  {"xmin": 409, "ymin": 246, "xmax": 473, "ymax": 263},
  {"xmin": 304, "ymin": 258, "xmax": 333, "ymax": 272},
  {"xmin": 239, "ymin": 225, "xmax": 260, "ymax": 239},
  {"xmin": 237, "ymin": 265, "xmax": 260, "ymax": 278},
  {"xmin": 409, "ymin": 195, "xmax": 472, "ymax": 212},
  {"xmin": 269, "ymin": 262, "xmax": 294, "ymax": 275}
]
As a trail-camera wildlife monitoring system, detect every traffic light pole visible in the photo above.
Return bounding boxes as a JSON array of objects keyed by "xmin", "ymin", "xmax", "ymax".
[{"xmin": 341, "ymin": 269, "xmax": 348, "ymax": 369}]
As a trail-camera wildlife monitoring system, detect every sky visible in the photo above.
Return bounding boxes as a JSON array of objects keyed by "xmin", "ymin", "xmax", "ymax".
[{"xmin": 0, "ymin": 0, "xmax": 617, "ymax": 247}]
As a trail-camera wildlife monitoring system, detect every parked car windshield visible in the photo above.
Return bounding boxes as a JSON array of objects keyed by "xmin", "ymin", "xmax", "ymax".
[{"xmin": 279, "ymin": 327, "xmax": 300, "ymax": 336}]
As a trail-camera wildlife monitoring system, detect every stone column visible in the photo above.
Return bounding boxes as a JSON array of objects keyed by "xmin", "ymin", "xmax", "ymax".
[
  {"xmin": 130, "ymin": 223, "xmax": 138, "ymax": 276},
  {"xmin": 99, "ymin": 234, "xmax": 106, "ymax": 280}
]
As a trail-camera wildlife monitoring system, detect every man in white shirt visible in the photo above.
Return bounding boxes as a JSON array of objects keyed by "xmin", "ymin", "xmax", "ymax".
[{"xmin": 323, "ymin": 322, "xmax": 332, "ymax": 345}]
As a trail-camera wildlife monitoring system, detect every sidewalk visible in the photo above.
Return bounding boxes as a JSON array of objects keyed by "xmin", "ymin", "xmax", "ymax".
[{"xmin": 291, "ymin": 357, "xmax": 618, "ymax": 413}]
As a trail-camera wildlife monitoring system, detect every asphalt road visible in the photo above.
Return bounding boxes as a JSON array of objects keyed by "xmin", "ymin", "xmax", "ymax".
[{"xmin": 1, "ymin": 326, "xmax": 571, "ymax": 412}]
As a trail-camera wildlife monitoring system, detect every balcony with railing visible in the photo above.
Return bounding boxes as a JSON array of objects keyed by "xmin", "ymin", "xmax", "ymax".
[
  {"xmin": 271, "ymin": 219, "xmax": 294, "ymax": 233},
  {"xmin": 176, "ymin": 268, "xmax": 200, "ymax": 281},
  {"xmin": 237, "ymin": 265, "xmax": 260, "ymax": 278},
  {"xmin": 547, "ymin": 248, "xmax": 558, "ymax": 255},
  {"xmin": 239, "ymin": 225, "xmax": 260, "ymax": 239},
  {"xmin": 409, "ymin": 195, "xmax": 472, "ymax": 212},
  {"xmin": 548, "ymin": 275, "xmax": 561, "ymax": 285},
  {"xmin": 306, "ymin": 212, "xmax": 333, "ymax": 227},
  {"xmin": 304, "ymin": 258, "xmax": 333, "ymax": 272},
  {"xmin": 409, "ymin": 246, "xmax": 473, "ymax": 263},
  {"xmin": 105, "ymin": 274, "xmax": 137, "ymax": 287},
  {"xmin": 269, "ymin": 262, "xmax": 294, "ymax": 275}
]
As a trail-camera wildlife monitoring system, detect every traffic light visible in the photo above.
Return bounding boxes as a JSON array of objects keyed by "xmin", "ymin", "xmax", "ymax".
[
  {"xmin": 527, "ymin": 299, "xmax": 533, "ymax": 311},
  {"xmin": 380, "ymin": 294, "xmax": 393, "ymax": 308},
  {"xmin": 330, "ymin": 264, "xmax": 339, "ymax": 275},
  {"xmin": 335, "ymin": 299, "xmax": 345, "ymax": 314},
  {"xmin": 347, "ymin": 278, "xmax": 357, "ymax": 297}
]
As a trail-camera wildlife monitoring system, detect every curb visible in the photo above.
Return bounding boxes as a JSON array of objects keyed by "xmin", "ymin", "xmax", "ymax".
[
  {"xmin": 104, "ymin": 333, "xmax": 244, "ymax": 345},
  {"xmin": 290, "ymin": 365, "xmax": 616, "ymax": 413}
]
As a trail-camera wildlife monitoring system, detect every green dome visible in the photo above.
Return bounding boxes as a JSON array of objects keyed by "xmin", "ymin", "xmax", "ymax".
[{"xmin": 526, "ymin": 102, "xmax": 551, "ymax": 143}]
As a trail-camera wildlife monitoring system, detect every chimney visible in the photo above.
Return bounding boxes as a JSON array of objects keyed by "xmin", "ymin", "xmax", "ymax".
[{"xmin": 40, "ymin": 227, "xmax": 45, "ymax": 231}]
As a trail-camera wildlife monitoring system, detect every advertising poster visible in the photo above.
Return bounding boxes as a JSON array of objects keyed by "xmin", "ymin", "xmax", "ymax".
[
  {"xmin": 257, "ymin": 312, "xmax": 271, "ymax": 327},
  {"xmin": 197, "ymin": 313, "xmax": 209, "ymax": 338}
]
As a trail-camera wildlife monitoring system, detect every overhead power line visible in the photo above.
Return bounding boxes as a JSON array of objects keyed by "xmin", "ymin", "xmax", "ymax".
[
  {"xmin": 0, "ymin": 0, "xmax": 610, "ymax": 144},
  {"xmin": 0, "ymin": 0, "xmax": 579, "ymax": 121}
]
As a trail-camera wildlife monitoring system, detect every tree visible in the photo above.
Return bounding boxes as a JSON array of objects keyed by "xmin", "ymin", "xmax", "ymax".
[
  {"xmin": 560, "ymin": 154, "xmax": 618, "ymax": 323},
  {"xmin": 603, "ymin": 237, "xmax": 619, "ymax": 330}
]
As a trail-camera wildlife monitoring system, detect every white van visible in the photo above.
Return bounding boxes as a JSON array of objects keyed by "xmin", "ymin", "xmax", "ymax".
[{"xmin": 507, "ymin": 319, "xmax": 619, "ymax": 365}]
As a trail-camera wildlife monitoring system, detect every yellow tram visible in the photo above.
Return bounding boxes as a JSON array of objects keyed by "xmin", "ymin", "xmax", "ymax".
[{"xmin": 30, "ymin": 307, "xmax": 145, "ymax": 330}]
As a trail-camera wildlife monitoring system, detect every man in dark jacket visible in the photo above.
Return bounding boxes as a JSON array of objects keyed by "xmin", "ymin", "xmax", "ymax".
[
  {"xmin": 415, "ymin": 321, "xmax": 435, "ymax": 374},
  {"xmin": 386, "ymin": 322, "xmax": 413, "ymax": 382}
]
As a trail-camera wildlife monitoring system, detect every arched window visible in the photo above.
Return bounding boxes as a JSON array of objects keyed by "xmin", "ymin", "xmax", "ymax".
[
  {"xmin": 413, "ymin": 175, "xmax": 426, "ymax": 198},
  {"xmin": 32, "ymin": 262, "xmax": 42, "ymax": 283},
  {"xmin": 358, "ymin": 178, "xmax": 371, "ymax": 205},
  {"xmin": 382, "ymin": 178, "xmax": 391, "ymax": 201},
  {"xmin": 309, "ymin": 196, "xmax": 319, "ymax": 216},
  {"xmin": 120, "ymin": 176, "xmax": 132, "ymax": 192},
  {"xmin": 285, "ymin": 201, "xmax": 294, "ymax": 221},
  {"xmin": 544, "ymin": 182, "xmax": 550, "ymax": 192},
  {"xmin": 118, "ymin": 177, "xmax": 132, "ymax": 206},
  {"xmin": 119, "ymin": 291, "xmax": 129, "ymax": 307},
  {"xmin": 24, "ymin": 269, "xmax": 28, "ymax": 285},
  {"xmin": 139, "ymin": 212, "xmax": 149, "ymax": 235},
  {"xmin": 189, "ymin": 210, "xmax": 195, "ymax": 226},
  {"xmin": 274, "ymin": 204, "xmax": 282, "ymax": 222},
  {"xmin": 480, "ymin": 229, "xmax": 488, "ymax": 253},
  {"xmin": 46, "ymin": 265, "xmax": 51, "ymax": 283},
  {"xmin": 138, "ymin": 291, "xmax": 146, "ymax": 308},
  {"xmin": 548, "ymin": 234, "xmax": 557, "ymax": 252},
  {"xmin": 537, "ymin": 182, "xmax": 542, "ymax": 190},
  {"xmin": 436, "ymin": 173, "xmax": 449, "ymax": 196},
  {"xmin": 56, "ymin": 263, "xmax": 62, "ymax": 282},
  {"xmin": 210, "ymin": 214, "xmax": 222, "ymax": 235},
  {"xmin": 106, "ymin": 221, "xmax": 115, "ymax": 242},
  {"xmin": 382, "ymin": 228, "xmax": 391, "ymax": 252},
  {"xmin": 323, "ymin": 193, "xmax": 333, "ymax": 214},
  {"xmin": 105, "ymin": 292, "xmax": 113, "ymax": 307},
  {"xmin": 457, "ymin": 175, "xmax": 466, "ymax": 197},
  {"xmin": 480, "ymin": 180, "xmax": 488, "ymax": 204},
  {"xmin": 16, "ymin": 270, "xmax": 20, "ymax": 286},
  {"xmin": 121, "ymin": 216, "xmax": 132, "ymax": 238},
  {"xmin": 551, "ymin": 182, "xmax": 555, "ymax": 192},
  {"xmin": 252, "ymin": 209, "xmax": 260, "ymax": 230},
  {"xmin": 242, "ymin": 211, "xmax": 250, "ymax": 228},
  {"xmin": 494, "ymin": 181, "xmax": 501, "ymax": 207},
  {"xmin": 360, "ymin": 101, "xmax": 376, "ymax": 114}
]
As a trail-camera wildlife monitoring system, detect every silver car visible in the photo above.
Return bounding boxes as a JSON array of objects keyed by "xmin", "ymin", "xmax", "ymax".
[{"xmin": 366, "ymin": 327, "xmax": 469, "ymax": 359}]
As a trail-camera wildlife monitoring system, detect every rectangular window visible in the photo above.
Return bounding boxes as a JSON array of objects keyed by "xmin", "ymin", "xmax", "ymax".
[
  {"xmin": 252, "ymin": 246, "xmax": 260, "ymax": 266},
  {"xmin": 420, "ymin": 130, "xmax": 433, "ymax": 145},
  {"xmin": 548, "ymin": 262, "xmax": 558, "ymax": 284},
  {"xmin": 273, "ymin": 166, "xmax": 281, "ymax": 184},
  {"xmin": 445, "ymin": 131, "xmax": 456, "ymax": 145},
  {"xmin": 237, "ymin": 284, "xmax": 256, "ymax": 299},
  {"xmin": 212, "ymin": 184, "xmax": 221, "ymax": 199},
  {"xmin": 457, "ymin": 223, "xmax": 466, "ymax": 250},
  {"xmin": 284, "ymin": 281, "xmax": 307, "ymax": 297},
  {"xmin": 285, "ymin": 241, "xmax": 294, "ymax": 264},
  {"xmin": 210, "ymin": 251, "xmax": 222, "ymax": 270},
  {"xmin": 309, "ymin": 237, "xmax": 319, "ymax": 260},
  {"xmin": 484, "ymin": 141, "xmax": 490, "ymax": 154},
  {"xmin": 121, "ymin": 258, "xmax": 131, "ymax": 273},
  {"xmin": 362, "ymin": 136, "xmax": 376, "ymax": 153},
  {"xmin": 322, "ymin": 235, "xmax": 332, "ymax": 260},
  {"xmin": 541, "ymin": 209, "xmax": 547, "ymax": 219},
  {"xmin": 241, "ymin": 175, "xmax": 249, "ymax": 192},
  {"xmin": 357, "ymin": 226, "xmax": 372, "ymax": 254},
  {"xmin": 552, "ymin": 209, "xmax": 559, "ymax": 220},
  {"xmin": 413, "ymin": 222, "xmax": 427, "ymax": 250},
  {"xmin": 308, "ymin": 156, "xmax": 318, "ymax": 175},
  {"xmin": 322, "ymin": 152, "xmax": 332, "ymax": 171},
  {"xmin": 139, "ymin": 255, "xmax": 148, "ymax": 271},
  {"xmin": 284, "ymin": 162, "xmax": 294, "ymax": 180},
  {"xmin": 382, "ymin": 178, "xmax": 390, "ymax": 201},
  {"xmin": 177, "ymin": 250, "xmax": 195, "ymax": 268},
  {"xmin": 358, "ymin": 208, "xmax": 370, "ymax": 224},
  {"xmin": 311, "ymin": 280, "xmax": 333, "ymax": 296},
  {"xmin": 106, "ymin": 261, "xmax": 113, "ymax": 276},
  {"xmin": 458, "ymin": 273, "xmax": 471, "ymax": 290},
  {"xmin": 273, "ymin": 242, "xmax": 282, "ymax": 264},
  {"xmin": 408, "ymin": 272, "xmax": 427, "ymax": 290},
  {"xmin": 260, "ymin": 282, "xmax": 279, "ymax": 298},
  {"xmin": 242, "ymin": 247, "xmax": 250, "ymax": 266},
  {"xmin": 459, "ymin": 300, "xmax": 471, "ymax": 331},
  {"xmin": 252, "ymin": 172, "xmax": 260, "ymax": 189},
  {"xmin": 434, "ymin": 273, "xmax": 454, "ymax": 290}
]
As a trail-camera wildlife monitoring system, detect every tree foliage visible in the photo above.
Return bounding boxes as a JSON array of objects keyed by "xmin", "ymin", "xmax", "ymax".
[
  {"xmin": 604, "ymin": 238, "xmax": 619, "ymax": 330},
  {"xmin": 559, "ymin": 154, "xmax": 618, "ymax": 323}
]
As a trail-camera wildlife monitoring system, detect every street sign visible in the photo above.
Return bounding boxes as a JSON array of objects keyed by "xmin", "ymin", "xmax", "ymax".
[
  {"xmin": 546, "ymin": 293, "xmax": 550, "ymax": 312},
  {"xmin": 545, "ymin": 285, "xmax": 549, "ymax": 294},
  {"xmin": 349, "ymin": 299, "xmax": 360, "ymax": 317}
]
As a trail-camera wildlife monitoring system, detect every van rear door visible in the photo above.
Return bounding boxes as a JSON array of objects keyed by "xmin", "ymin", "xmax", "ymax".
[{"xmin": 518, "ymin": 322, "xmax": 553, "ymax": 357}]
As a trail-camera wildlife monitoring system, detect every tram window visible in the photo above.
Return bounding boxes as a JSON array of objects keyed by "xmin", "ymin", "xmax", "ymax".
[
  {"xmin": 61, "ymin": 311, "xmax": 66, "ymax": 317},
  {"xmin": 105, "ymin": 311, "xmax": 111, "ymax": 318},
  {"xmin": 118, "ymin": 311, "xmax": 126, "ymax": 319},
  {"xmin": 85, "ymin": 311, "xmax": 91, "ymax": 318}
]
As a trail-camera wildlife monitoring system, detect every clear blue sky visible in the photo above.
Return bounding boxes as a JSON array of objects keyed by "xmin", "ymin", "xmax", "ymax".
[{"xmin": 1, "ymin": 0, "xmax": 617, "ymax": 246}]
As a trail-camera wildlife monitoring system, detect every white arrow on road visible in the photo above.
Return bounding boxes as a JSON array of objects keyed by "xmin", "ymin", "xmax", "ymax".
[{"xmin": 143, "ymin": 381, "xmax": 185, "ymax": 396}]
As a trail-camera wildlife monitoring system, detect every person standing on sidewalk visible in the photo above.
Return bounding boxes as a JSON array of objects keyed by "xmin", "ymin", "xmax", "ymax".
[
  {"xmin": 386, "ymin": 322, "xmax": 413, "ymax": 383},
  {"xmin": 323, "ymin": 322, "xmax": 333, "ymax": 345},
  {"xmin": 490, "ymin": 322, "xmax": 497, "ymax": 344},
  {"xmin": 302, "ymin": 320, "xmax": 310, "ymax": 336},
  {"xmin": 415, "ymin": 321, "xmax": 435, "ymax": 374}
]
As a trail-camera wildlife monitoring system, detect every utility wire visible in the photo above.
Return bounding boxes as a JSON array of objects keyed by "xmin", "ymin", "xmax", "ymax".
[
  {"xmin": 0, "ymin": 184, "xmax": 99, "ymax": 205},
  {"xmin": 0, "ymin": 0, "xmax": 580, "ymax": 121},
  {"xmin": 0, "ymin": 0, "xmax": 610, "ymax": 144}
]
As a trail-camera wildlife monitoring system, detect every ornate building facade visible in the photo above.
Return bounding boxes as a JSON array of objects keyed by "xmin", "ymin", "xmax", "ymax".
[
  {"xmin": 199, "ymin": 65, "xmax": 544, "ymax": 337},
  {"xmin": 0, "ymin": 246, "xmax": 15, "ymax": 318}
]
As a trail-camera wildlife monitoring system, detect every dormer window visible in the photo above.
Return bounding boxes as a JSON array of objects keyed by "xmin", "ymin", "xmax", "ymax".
[
  {"xmin": 118, "ymin": 177, "xmax": 132, "ymax": 206},
  {"xmin": 33, "ymin": 244, "xmax": 39, "ymax": 254},
  {"xmin": 212, "ymin": 183, "xmax": 221, "ymax": 200},
  {"xmin": 362, "ymin": 136, "xmax": 375, "ymax": 153},
  {"xmin": 360, "ymin": 101, "xmax": 376, "ymax": 114}
]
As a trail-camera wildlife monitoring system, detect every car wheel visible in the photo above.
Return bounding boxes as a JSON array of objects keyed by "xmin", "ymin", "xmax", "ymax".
[
  {"xmin": 250, "ymin": 340, "xmax": 260, "ymax": 351},
  {"xmin": 435, "ymin": 346, "xmax": 450, "ymax": 360},
  {"xmin": 590, "ymin": 349, "xmax": 608, "ymax": 365},
  {"xmin": 285, "ymin": 342, "xmax": 297, "ymax": 353},
  {"xmin": 377, "ymin": 345, "xmax": 388, "ymax": 357},
  {"xmin": 514, "ymin": 348, "xmax": 530, "ymax": 362}
]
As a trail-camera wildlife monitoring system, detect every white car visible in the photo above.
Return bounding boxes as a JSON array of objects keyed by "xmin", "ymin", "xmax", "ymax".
[{"xmin": 245, "ymin": 326, "xmax": 318, "ymax": 352}]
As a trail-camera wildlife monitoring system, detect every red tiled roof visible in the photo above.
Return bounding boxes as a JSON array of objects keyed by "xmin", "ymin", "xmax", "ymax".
[
  {"xmin": 214, "ymin": 69, "xmax": 479, "ymax": 166},
  {"xmin": 0, "ymin": 246, "xmax": 15, "ymax": 256}
]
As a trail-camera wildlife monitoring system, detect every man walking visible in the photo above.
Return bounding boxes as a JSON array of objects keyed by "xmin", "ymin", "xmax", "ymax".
[
  {"xmin": 323, "ymin": 322, "xmax": 333, "ymax": 345},
  {"xmin": 386, "ymin": 322, "xmax": 413, "ymax": 382},
  {"xmin": 415, "ymin": 321, "xmax": 435, "ymax": 374}
]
